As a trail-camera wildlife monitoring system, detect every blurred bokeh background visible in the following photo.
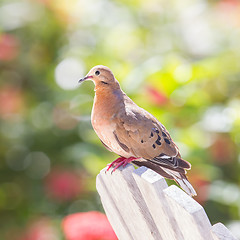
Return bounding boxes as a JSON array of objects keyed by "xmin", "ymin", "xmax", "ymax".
[{"xmin": 0, "ymin": 0, "xmax": 240, "ymax": 239}]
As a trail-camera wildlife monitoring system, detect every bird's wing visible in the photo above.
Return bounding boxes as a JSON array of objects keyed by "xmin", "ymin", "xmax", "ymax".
[
  {"xmin": 113, "ymin": 99, "xmax": 191, "ymax": 171},
  {"xmin": 100, "ymin": 139, "xmax": 113, "ymax": 152}
]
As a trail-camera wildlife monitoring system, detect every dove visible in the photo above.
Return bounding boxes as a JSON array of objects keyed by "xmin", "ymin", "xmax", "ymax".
[{"xmin": 79, "ymin": 65, "xmax": 197, "ymax": 196}]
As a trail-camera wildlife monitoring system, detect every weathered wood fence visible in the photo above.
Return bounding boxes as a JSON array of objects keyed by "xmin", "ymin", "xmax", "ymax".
[{"xmin": 96, "ymin": 164, "xmax": 237, "ymax": 240}]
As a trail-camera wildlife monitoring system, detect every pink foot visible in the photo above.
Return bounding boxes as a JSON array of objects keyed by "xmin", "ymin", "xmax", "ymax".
[{"xmin": 106, "ymin": 156, "xmax": 138, "ymax": 173}]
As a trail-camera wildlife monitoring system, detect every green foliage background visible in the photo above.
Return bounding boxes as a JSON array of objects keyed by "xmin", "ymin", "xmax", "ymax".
[{"xmin": 0, "ymin": 0, "xmax": 240, "ymax": 239}]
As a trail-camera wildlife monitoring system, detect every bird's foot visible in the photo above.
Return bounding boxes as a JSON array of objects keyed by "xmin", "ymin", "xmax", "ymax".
[{"xmin": 106, "ymin": 156, "xmax": 137, "ymax": 173}]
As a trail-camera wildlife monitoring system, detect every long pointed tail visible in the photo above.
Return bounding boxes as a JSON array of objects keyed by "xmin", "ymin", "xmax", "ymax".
[
  {"xmin": 132, "ymin": 159, "xmax": 197, "ymax": 196},
  {"xmin": 163, "ymin": 168, "xmax": 197, "ymax": 196}
]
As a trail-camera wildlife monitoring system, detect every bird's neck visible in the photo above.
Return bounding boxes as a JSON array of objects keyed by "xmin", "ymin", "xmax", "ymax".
[
  {"xmin": 94, "ymin": 86, "xmax": 123, "ymax": 104},
  {"xmin": 92, "ymin": 87, "xmax": 123, "ymax": 119}
]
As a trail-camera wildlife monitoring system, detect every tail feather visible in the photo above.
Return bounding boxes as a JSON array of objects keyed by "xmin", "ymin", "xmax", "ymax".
[
  {"xmin": 152, "ymin": 156, "xmax": 191, "ymax": 170},
  {"xmin": 132, "ymin": 159, "xmax": 197, "ymax": 197},
  {"xmin": 174, "ymin": 177, "xmax": 197, "ymax": 196},
  {"xmin": 175, "ymin": 157, "xmax": 191, "ymax": 170},
  {"xmin": 163, "ymin": 168, "xmax": 197, "ymax": 196}
]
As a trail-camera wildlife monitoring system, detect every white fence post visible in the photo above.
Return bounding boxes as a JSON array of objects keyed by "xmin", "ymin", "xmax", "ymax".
[{"xmin": 96, "ymin": 164, "xmax": 237, "ymax": 240}]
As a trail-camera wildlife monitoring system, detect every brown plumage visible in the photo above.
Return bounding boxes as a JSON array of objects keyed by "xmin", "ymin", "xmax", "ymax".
[{"xmin": 79, "ymin": 65, "xmax": 196, "ymax": 196}]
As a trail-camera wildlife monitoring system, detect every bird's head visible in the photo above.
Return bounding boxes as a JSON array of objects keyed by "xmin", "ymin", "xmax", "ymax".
[{"xmin": 79, "ymin": 65, "xmax": 120, "ymax": 89}]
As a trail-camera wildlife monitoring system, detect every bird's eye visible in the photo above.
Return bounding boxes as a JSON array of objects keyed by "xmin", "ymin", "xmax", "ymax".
[{"xmin": 95, "ymin": 70, "xmax": 100, "ymax": 76}]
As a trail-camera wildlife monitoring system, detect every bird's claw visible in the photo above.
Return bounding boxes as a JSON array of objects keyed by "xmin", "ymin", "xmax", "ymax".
[{"xmin": 105, "ymin": 156, "xmax": 138, "ymax": 174}]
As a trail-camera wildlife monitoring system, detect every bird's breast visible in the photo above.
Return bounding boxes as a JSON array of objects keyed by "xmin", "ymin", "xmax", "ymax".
[{"xmin": 91, "ymin": 98, "xmax": 131, "ymax": 158}]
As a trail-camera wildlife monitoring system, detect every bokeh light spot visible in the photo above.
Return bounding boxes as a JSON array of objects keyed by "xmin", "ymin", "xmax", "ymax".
[
  {"xmin": 173, "ymin": 64, "xmax": 192, "ymax": 83},
  {"xmin": 24, "ymin": 152, "xmax": 51, "ymax": 179},
  {"xmin": 5, "ymin": 146, "xmax": 30, "ymax": 171},
  {"xmin": 0, "ymin": 1, "xmax": 39, "ymax": 30},
  {"xmin": 55, "ymin": 58, "xmax": 85, "ymax": 90}
]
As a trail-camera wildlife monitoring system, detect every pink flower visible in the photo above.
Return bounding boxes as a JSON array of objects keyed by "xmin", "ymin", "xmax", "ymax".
[
  {"xmin": 0, "ymin": 86, "xmax": 23, "ymax": 118},
  {"xmin": 45, "ymin": 168, "xmax": 83, "ymax": 202},
  {"xmin": 218, "ymin": 0, "xmax": 240, "ymax": 9},
  {"xmin": 0, "ymin": 34, "xmax": 19, "ymax": 61},
  {"xmin": 62, "ymin": 211, "xmax": 117, "ymax": 240},
  {"xmin": 215, "ymin": 0, "xmax": 240, "ymax": 27},
  {"xmin": 146, "ymin": 86, "xmax": 168, "ymax": 106},
  {"xmin": 188, "ymin": 170, "xmax": 210, "ymax": 205},
  {"xmin": 209, "ymin": 135, "xmax": 236, "ymax": 165}
]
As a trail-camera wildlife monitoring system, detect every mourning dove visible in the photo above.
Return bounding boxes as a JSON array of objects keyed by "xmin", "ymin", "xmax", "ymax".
[{"xmin": 79, "ymin": 65, "xmax": 197, "ymax": 196}]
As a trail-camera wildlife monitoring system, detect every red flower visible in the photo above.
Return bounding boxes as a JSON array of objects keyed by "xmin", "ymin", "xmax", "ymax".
[
  {"xmin": 45, "ymin": 168, "xmax": 83, "ymax": 202},
  {"xmin": 0, "ymin": 34, "xmax": 19, "ymax": 61},
  {"xmin": 188, "ymin": 170, "xmax": 210, "ymax": 205},
  {"xmin": 215, "ymin": 0, "xmax": 240, "ymax": 27},
  {"xmin": 62, "ymin": 211, "xmax": 117, "ymax": 240},
  {"xmin": 218, "ymin": 0, "xmax": 240, "ymax": 9},
  {"xmin": 0, "ymin": 86, "xmax": 23, "ymax": 118},
  {"xmin": 146, "ymin": 86, "xmax": 168, "ymax": 106},
  {"xmin": 209, "ymin": 134, "xmax": 236, "ymax": 164}
]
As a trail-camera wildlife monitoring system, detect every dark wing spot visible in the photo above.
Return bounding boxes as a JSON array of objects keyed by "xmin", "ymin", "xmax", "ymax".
[
  {"xmin": 162, "ymin": 132, "xmax": 167, "ymax": 137},
  {"xmin": 152, "ymin": 128, "xmax": 159, "ymax": 134},
  {"xmin": 152, "ymin": 144, "xmax": 156, "ymax": 149},
  {"xmin": 164, "ymin": 138, "xmax": 171, "ymax": 144},
  {"xmin": 150, "ymin": 132, "xmax": 153, "ymax": 137},
  {"xmin": 141, "ymin": 139, "xmax": 144, "ymax": 143},
  {"xmin": 155, "ymin": 135, "xmax": 161, "ymax": 145}
]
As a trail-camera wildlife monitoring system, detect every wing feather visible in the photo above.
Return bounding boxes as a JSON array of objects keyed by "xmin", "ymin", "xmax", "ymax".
[{"xmin": 113, "ymin": 102, "xmax": 190, "ymax": 171}]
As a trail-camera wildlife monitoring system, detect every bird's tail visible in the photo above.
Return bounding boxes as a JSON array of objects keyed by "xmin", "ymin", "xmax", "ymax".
[
  {"xmin": 132, "ymin": 159, "xmax": 197, "ymax": 196},
  {"xmin": 163, "ymin": 168, "xmax": 197, "ymax": 196}
]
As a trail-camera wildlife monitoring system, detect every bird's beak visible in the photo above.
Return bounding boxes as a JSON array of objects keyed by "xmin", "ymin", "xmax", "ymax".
[{"xmin": 78, "ymin": 75, "xmax": 93, "ymax": 83}]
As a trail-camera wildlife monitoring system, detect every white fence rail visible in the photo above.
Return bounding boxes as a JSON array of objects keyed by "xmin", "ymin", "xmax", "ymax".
[{"xmin": 96, "ymin": 164, "xmax": 237, "ymax": 240}]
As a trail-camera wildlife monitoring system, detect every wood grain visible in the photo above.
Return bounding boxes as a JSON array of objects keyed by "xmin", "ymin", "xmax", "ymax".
[{"xmin": 96, "ymin": 164, "xmax": 237, "ymax": 240}]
